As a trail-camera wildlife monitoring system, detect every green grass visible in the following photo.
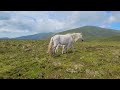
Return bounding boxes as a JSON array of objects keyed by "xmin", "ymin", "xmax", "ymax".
[{"xmin": 0, "ymin": 40, "xmax": 120, "ymax": 79}]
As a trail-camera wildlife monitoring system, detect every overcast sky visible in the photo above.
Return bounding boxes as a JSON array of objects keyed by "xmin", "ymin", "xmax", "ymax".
[{"xmin": 0, "ymin": 11, "xmax": 120, "ymax": 38}]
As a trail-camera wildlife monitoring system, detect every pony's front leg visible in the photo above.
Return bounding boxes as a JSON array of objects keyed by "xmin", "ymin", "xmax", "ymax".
[
  {"xmin": 71, "ymin": 44, "xmax": 75, "ymax": 52},
  {"xmin": 62, "ymin": 49, "xmax": 64, "ymax": 54},
  {"xmin": 66, "ymin": 43, "xmax": 71, "ymax": 53}
]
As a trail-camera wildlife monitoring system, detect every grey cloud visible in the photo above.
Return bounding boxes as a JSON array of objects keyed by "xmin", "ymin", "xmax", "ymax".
[{"xmin": 0, "ymin": 12, "xmax": 11, "ymax": 20}]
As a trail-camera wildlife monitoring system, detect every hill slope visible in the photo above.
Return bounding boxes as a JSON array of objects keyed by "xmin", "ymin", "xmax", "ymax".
[
  {"xmin": 58, "ymin": 26, "xmax": 120, "ymax": 41},
  {"xmin": 93, "ymin": 35, "xmax": 120, "ymax": 42},
  {"xmin": 15, "ymin": 32, "xmax": 54, "ymax": 40}
]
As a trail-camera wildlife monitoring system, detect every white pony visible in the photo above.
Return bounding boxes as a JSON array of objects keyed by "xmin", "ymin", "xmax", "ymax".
[
  {"xmin": 47, "ymin": 33, "xmax": 83, "ymax": 55},
  {"xmin": 55, "ymin": 33, "xmax": 84, "ymax": 54}
]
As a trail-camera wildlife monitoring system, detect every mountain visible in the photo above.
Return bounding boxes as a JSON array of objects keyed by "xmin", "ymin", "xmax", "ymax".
[
  {"xmin": 15, "ymin": 32, "xmax": 54, "ymax": 40},
  {"xmin": 13, "ymin": 26, "xmax": 120, "ymax": 41},
  {"xmin": 58, "ymin": 26, "xmax": 120, "ymax": 41},
  {"xmin": 0, "ymin": 37, "xmax": 10, "ymax": 40}
]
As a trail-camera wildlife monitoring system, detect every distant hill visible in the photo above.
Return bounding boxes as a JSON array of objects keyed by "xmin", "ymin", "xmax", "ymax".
[
  {"xmin": 58, "ymin": 26, "xmax": 120, "ymax": 41},
  {"xmin": 15, "ymin": 32, "xmax": 54, "ymax": 40},
  {"xmin": 0, "ymin": 37, "xmax": 10, "ymax": 40}
]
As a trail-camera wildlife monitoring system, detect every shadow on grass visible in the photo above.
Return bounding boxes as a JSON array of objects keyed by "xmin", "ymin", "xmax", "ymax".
[
  {"xmin": 53, "ymin": 51, "xmax": 74, "ymax": 57},
  {"xmin": 54, "ymin": 54, "xmax": 61, "ymax": 57},
  {"xmin": 47, "ymin": 50, "xmax": 79, "ymax": 58}
]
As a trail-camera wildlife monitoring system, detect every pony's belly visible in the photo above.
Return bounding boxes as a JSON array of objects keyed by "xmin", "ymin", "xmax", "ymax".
[{"xmin": 60, "ymin": 40, "xmax": 71, "ymax": 45}]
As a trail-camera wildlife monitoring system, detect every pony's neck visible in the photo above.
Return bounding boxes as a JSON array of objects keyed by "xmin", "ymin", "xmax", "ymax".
[{"xmin": 71, "ymin": 34, "xmax": 76, "ymax": 42}]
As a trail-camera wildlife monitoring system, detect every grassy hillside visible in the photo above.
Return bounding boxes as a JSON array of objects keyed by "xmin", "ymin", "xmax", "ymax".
[
  {"xmin": 58, "ymin": 26, "xmax": 120, "ymax": 41},
  {"xmin": 101, "ymin": 36, "xmax": 120, "ymax": 41},
  {"xmin": 0, "ymin": 39, "xmax": 120, "ymax": 79}
]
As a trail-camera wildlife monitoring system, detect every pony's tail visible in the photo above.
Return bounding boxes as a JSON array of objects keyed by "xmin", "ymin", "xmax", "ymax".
[{"xmin": 47, "ymin": 37, "xmax": 53, "ymax": 55}]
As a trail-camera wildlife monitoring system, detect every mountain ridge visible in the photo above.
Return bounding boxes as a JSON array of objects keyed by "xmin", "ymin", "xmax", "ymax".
[
  {"xmin": 1, "ymin": 26, "xmax": 120, "ymax": 40},
  {"xmin": 57, "ymin": 26, "xmax": 120, "ymax": 41}
]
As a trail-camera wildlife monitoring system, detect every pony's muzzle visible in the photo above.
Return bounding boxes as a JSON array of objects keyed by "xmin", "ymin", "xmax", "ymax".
[{"xmin": 81, "ymin": 38, "xmax": 84, "ymax": 41}]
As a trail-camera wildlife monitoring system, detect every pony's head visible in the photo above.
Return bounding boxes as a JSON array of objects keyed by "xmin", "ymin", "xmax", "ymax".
[{"xmin": 72, "ymin": 33, "xmax": 84, "ymax": 42}]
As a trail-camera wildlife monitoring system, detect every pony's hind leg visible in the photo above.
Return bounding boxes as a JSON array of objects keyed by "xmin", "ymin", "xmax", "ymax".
[
  {"xmin": 53, "ymin": 44, "xmax": 58, "ymax": 55},
  {"xmin": 62, "ymin": 45, "xmax": 64, "ymax": 54},
  {"xmin": 55, "ymin": 44, "xmax": 60, "ymax": 53},
  {"xmin": 53, "ymin": 47, "xmax": 56, "ymax": 55},
  {"xmin": 62, "ymin": 45, "xmax": 67, "ymax": 54}
]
